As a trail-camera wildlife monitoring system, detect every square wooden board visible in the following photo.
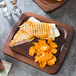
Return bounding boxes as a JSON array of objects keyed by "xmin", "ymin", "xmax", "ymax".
[
  {"xmin": 2, "ymin": 12, "xmax": 73, "ymax": 74},
  {"xmin": 33, "ymin": 0, "xmax": 67, "ymax": 12}
]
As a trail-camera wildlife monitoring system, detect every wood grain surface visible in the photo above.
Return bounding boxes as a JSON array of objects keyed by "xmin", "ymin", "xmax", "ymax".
[
  {"xmin": 2, "ymin": 12, "xmax": 73, "ymax": 74},
  {"xmin": 33, "ymin": 0, "xmax": 67, "ymax": 12}
]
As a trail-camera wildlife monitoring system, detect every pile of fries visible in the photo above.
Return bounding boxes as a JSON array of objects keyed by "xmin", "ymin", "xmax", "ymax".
[{"xmin": 29, "ymin": 39, "xmax": 58, "ymax": 68}]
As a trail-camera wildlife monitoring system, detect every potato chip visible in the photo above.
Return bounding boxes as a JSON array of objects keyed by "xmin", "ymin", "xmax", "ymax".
[
  {"xmin": 49, "ymin": 52, "xmax": 54, "ymax": 59},
  {"xmin": 33, "ymin": 42, "xmax": 40, "ymax": 51},
  {"xmin": 50, "ymin": 42, "xmax": 58, "ymax": 48},
  {"xmin": 47, "ymin": 38, "xmax": 53, "ymax": 44},
  {"xmin": 35, "ymin": 55, "xmax": 40, "ymax": 62},
  {"xmin": 40, "ymin": 45, "xmax": 50, "ymax": 52},
  {"xmin": 38, "ymin": 40, "xmax": 46, "ymax": 44},
  {"xmin": 45, "ymin": 52, "xmax": 50, "ymax": 61},
  {"xmin": 50, "ymin": 48, "xmax": 58, "ymax": 54},
  {"xmin": 47, "ymin": 56, "xmax": 57, "ymax": 66},
  {"xmin": 29, "ymin": 46, "xmax": 35, "ymax": 56},
  {"xmin": 40, "ymin": 61, "xmax": 46, "ymax": 68}
]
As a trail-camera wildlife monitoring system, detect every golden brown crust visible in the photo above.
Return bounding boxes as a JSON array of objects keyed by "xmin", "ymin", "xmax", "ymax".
[
  {"xmin": 20, "ymin": 22, "xmax": 55, "ymax": 39},
  {"xmin": 9, "ymin": 30, "xmax": 34, "ymax": 47}
]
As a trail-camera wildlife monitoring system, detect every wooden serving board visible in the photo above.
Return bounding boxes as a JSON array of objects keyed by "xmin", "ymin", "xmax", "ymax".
[
  {"xmin": 2, "ymin": 12, "xmax": 73, "ymax": 74},
  {"xmin": 33, "ymin": 0, "xmax": 67, "ymax": 12}
]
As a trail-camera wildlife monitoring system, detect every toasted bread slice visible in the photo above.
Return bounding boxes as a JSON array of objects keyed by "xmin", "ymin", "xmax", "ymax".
[
  {"xmin": 9, "ymin": 30, "xmax": 34, "ymax": 47},
  {"xmin": 20, "ymin": 22, "xmax": 55, "ymax": 39},
  {"xmin": 27, "ymin": 17, "xmax": 60, "ymax": 38}
]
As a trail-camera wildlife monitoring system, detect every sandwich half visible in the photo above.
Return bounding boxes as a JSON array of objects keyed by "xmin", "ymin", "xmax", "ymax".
[
  {"xmin": 9, "ymin": 29, "xmax": 34, "ymax": 47},
  {"xmin": 20, "ymin": 22, "xmax": 55, "ymax": 39},
  {"xmin": 20, "ymin": 17, "xmax": 60, "ymax": 40}
]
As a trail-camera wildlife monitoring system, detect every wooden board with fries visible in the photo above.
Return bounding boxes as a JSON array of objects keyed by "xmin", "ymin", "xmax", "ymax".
[
  {"xmin": 33, "ymin": 0, "xmax": 67, "ymax": 12},
  {"xmin": 2, "ymin": 12, "xmax": 73, "ymax": 74}
]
